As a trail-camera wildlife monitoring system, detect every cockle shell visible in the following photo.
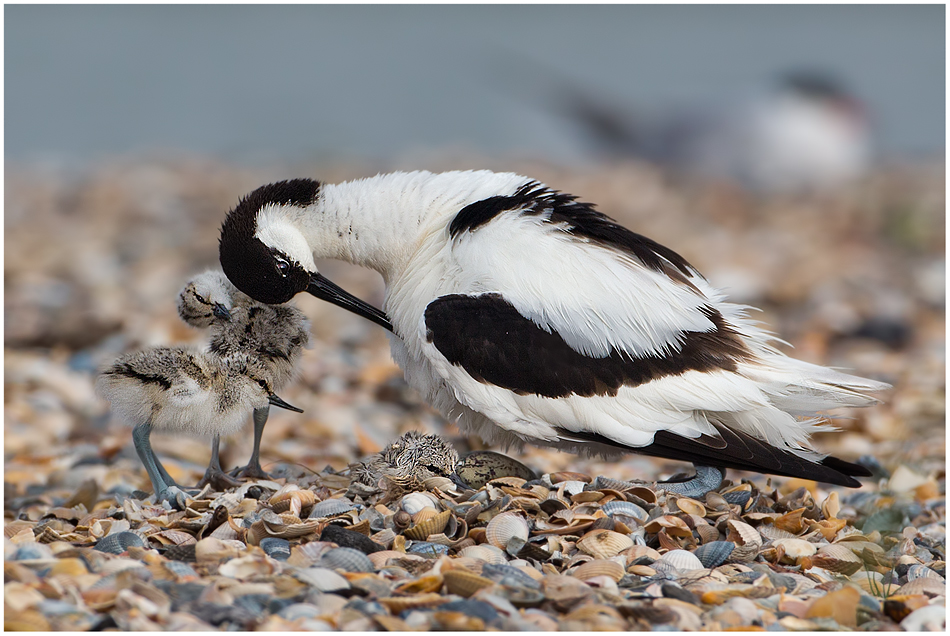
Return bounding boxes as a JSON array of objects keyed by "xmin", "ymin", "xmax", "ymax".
[
  {"xmin": 308, "ymin": 498, "xmax": 355, "ymax": 519},
  {"xmin": 194, "ymin": 537, "xmax": 241, "ymax": 564},
  {"xmin": 93, "ymin": 532, "xmax": 145, "ymax": 554},
  {"xmin": 655, "ymin": 549, "xmax": 704, "ymax": 573},
  {"xmin": 571, "ymin": 559, "xmax": 625, "ymax": 582},
  {"xmin": 600, "ymin": 500, "xmax": 648, "ymax": 522},
  {"xmin": 773, "ymin": 508, "xmax": 806, "ymax": 534},
  {"xmin": 673, "ymin": 497, "xmax": 707, "ymax": 517},
  {"xmin": 442, "ymin": 569, "xmax": 496, "ymax": 597},
  {"xmin": 576, "ymin": 529, "xmax": 634, "ymax": 559},
  {"xmin": 811, "ymin": 544, "xmax": 863, "ymax": 575},
  {"xmin": 694, "ymin": 541, "xmax": 736, "ymax": 569},
  {"xmin": 319, "ymin": 547, "xmax": 375, "ymax": 573},
  {"xmin": 485, "ymin": 511, "xmax": 530, "ymax": 550},
  {"xmin": 458, "ymin": 544, "xmax": 508, "ymax": 565},
  {"xmin": 726, "ymin": 520, "xmax": 762, "ymax": 548},
  {"xmin": 404, "ymin": 510, "xmax": 451, "ymax": 541}
]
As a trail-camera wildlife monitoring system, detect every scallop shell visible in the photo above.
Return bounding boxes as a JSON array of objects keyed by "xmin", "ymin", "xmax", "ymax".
[
  {"xmin": 485, "ymin": 512, "xmax": 530, "ymax": 550},
  {"xmin": 539, "ymin": 494, "xmax": 570, "ymax": 515},
  {"xmin": 458, "ymin": 544, "xmax": 509, "ymax": 565},
  {"xmin": 400, "ymin": 492, "xmax": 437, "ymax": 516},
  {"xmin": 422, "ymin": 476, "xmax": 456, "ymax": 491},
  {"xmin": 443, "ymin": 569, "xmax": 496, "ymax": 597},
  {"xmin": 694, "ymin": 541, "xmax": 735, "ymax": 569},
  {"xmin": 194, "ymin": 537, "xmax": 241, "ymax": 564},
  {"xmin": 756, "ymin": 524, "xmax": 799, "ymax": 541},
  {"xmin": 370, "ymin": 528, "xmax": 397, "ymax": 549},
  {"xmin": 695, "ymin": 523, "xmax": 721, "ymax": 544},
  {"xmin": 368, "ymin": 550, "xmax": 415, "ymax": 569},
  {"xmin": 571, "ymin": 559, "xmax": 625, "ymax": 582},
  {"xmin": 319, "ymin": 547, "xmax": 375, "ymax": 573},
  {"xmin": 655, "ymin": 549, "xmax": 704, "ymax": 573},
  {"xmin": 576, "ymin": 529, "xmax": 634, "ymax": 559},
  {"xmin": 551, "ymin": 471, "xmax": 592, "ymax": 484},
  {"xmin": 410, "ymin": 508, "xmax": 439, "ymax": 525},
  {"xmin": 404, "ymin": 510, "xmax": 451, "ymax": 541},
  {"xmin": 907, "ymin": 564, "xmax": 943, "ymax": 581},
  {"xmin": 93, "ymin": 532, "xmax": 145, "ymax": 554},
  {"xmin": 721, "ymin": 486, "xmax": 753, "ymax": 508},
  {"xmin": 600, "ymin": 500, "xmax": 648, "ymax": 522},
  {"xmin": 811, "ymin": 544, "xmax": 863, "ymax": 575},
  {"xmin": 308, "ymin": 498, "xmax": 355, "ymax": 519},
  {"xmin": 895, "ymin": 577, "xmax": 946, "ymax": 597}
]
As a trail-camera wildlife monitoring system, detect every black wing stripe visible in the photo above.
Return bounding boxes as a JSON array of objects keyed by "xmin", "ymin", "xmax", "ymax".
[
  {"xmin": 556, "ymin": 425, "xmax": 865, "ymax": 487},
  {"xmin": 424, "ymin": 293, "xmax": 751, "ymax": 399},
  {"xmin": 449, "ymin": 181, "xmax": 696, "ymax": 281}
]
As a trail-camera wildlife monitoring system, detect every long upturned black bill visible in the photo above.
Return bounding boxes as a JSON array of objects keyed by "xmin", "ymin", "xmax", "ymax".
[
  {"xmin": 307, "ymin": 273, "xmax": 394, "ymax": 332},
  {"xmin": 268, "ymin": 394, "xmax": 304, "ymax": 413}
]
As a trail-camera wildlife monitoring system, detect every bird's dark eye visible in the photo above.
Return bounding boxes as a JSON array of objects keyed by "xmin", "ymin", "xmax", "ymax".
[
  {"xmin": 194, "ymin": 294, "xmax": 208, "ymax": 304},
  {"xmin": 275, "ymin": 257, "xmax": 290, "ymax": 276}
]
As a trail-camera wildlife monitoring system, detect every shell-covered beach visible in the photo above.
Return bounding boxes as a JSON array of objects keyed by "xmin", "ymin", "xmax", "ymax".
[{"xmin": 4, "ymin": 156, "xmax": 945, "ymax": 630}]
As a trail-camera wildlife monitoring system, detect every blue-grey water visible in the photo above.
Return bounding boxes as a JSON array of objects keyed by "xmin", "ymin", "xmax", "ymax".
[{"xmin": 5, "ymin": 4, "xmax": 945, "ymax": 166}]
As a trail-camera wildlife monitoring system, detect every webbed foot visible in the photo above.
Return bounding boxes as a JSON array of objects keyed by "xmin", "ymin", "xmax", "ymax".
[
  {"xmin": 156, "ymin": 485, "xmax": 190, "ymax": 510},
  {"xmin": 229, "ymin": 463, "xmax": 273, "ymax": 481},
  {"xmin": 658, "ymin": 465, "xmax": 726, "ymax": 498},
  {"xmin": 196, "ymin": 467, "xmax": 244, "ymax": 491}
]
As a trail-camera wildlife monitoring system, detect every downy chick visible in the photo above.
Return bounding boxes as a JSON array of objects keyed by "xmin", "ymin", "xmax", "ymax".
[
  {"xmin": 349, "ymin": 431, "xmax": 461, "ymax": 499},
  {"xmin": 178, "ymin": 270, "xmax": 310, "ymax": 484},
  {"xmin": 96, "ymin": 346, "xmax": 301, "ymax": 509}
]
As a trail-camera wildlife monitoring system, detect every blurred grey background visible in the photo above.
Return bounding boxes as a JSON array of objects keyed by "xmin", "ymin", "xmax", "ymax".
[{"xmin": 5, "ymin": 4, "xmax": 945, "ymax": 167}]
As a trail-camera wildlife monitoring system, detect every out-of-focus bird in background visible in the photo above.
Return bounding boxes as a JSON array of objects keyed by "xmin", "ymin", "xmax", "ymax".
[{"xmin": 506, "ymin": 62, "xmax": 872, "ymax": 193}]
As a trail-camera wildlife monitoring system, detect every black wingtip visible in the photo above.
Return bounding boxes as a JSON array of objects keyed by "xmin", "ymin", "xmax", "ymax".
[{"xmin": 820, "ymin": 455, "xmax": 874, "ymax": 479}]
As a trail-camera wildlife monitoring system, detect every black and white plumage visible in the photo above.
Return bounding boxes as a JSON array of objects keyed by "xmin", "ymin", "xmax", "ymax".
[
  {"xmin": 177, "ymin": 270, "xmax": 311, "ymax": 484},
  {"xmin": 219, "ymin": 170, "xmax": 889, "ymax": 487},
  {"xmin": 96, "ymin": 346, "xmax": 301, "ymax": 509}
]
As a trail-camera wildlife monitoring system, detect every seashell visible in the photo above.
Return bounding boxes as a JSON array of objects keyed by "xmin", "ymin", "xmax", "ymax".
[
  {"xmin": 163, "ymin": 544, "xmax": 197, "ymax": 563},
  {"xmin": 907, "ymin": 564, "xmax": 943, "ymax": 581},
  {"xmin": 406, "ymin": 541, "xmax": 450, "ymax": 558},
  {"xmin": 772, "ymin": 538, "xmax": 817, "ymax": 562},
  {"xmin": 644, "ymin": 515, "xmax": 692, "ymax": 537},
  {"xmin": 94, "ymin": 532, "xmax": 145, "ymax": 554},
  {"xmin": 896, "ymin": 577, "xmax": 946, "ymax": 597},
  {"xmin": 656, "ymin": 549, "xmax": 704, "ymax": 573},
  {"xmin": 308, "ymin": 498, "xmax": 355, "ymax": 519},
  {"xmin": 811, "ymin": 544, "xmax": 863, "ymax": 575},
  {"xmin": 559, "ymin": 480, "xmax": 587, "ymax": 497},
  {"xmin": 405, "ymin": 510, "xmax": 451, "ymax": 541},
  {"xmin": 673, "ymin": 497, "xmax": 706, "ymax": 517},
  {"xmin": 551, "ymin": 471, "xmax": 592, "ymax": 484},
  {"xmin": 458, "ymin": 544, "xmax": 509, "ymax": 565},
  {"xmin": 259, "ymin": 538, "xmax": 291, "ymax": 561},
  {"xmin": 695, "ymin": 524, "xmax": 720, "ymax": 544},
  {"xmin": 393, "ymin": 573, "xmax": 444, "ymax": 595},
  {"xmin": 378, "ymin": 593, "xmax": 449, "ymax": 613},
  {"xmin": 194, "ymin": 537, "xmax": 241, "ymax": 564},
  {"xmin": 773, "ymin": 508, "xmax": 806, "ymax": 534},
  {"xmin": 368, "ymin": 550, "xmax": 414, "ymax": 569},
  {"xmin": 821, "ymin": 491, "xmax": 841, "ymax": 519},
  {"xmin": 218, "ymin": 554, "xmax": 278, "ymax": 579},
  {"xmin": 539, "ymin": 494, "xmax": 570, "ymax": 515},
  {"xmin": 319, "ymin": 547, "xmax": 375, "ymax": 573},
  {"xmin": 721, "ymin": 487, "xmax": 752, "ymax": 508},
  {"xmin": 571, "ymin": 490, "xmax": 604, "ymax": 503},
  {"xmin": 152, "ymin": 559, "xmax": 199, "ymax": 581},
  {"xmin": 600, "ymin": 500, "xmax": 648, "ymax": 522},
  {"xmin": 294, "ymin": 567, "xmax": 351, "ymax": 592},
  {"xmin": 756, "ymin": 524, "xmax": 799, "ymax": 541},
  {"xmin": 485, "ymin": 511, "xmax": 530, "ymax": 550},
  {"xmin": 571, "ymin": 559, "xmax": 625, "ymax": 582},
  {"xmin": 726, "ymin": 520, "xmax": 762, "ymax": 548},
  {"xmin": 11, "ymin": 542, "xmax": 54, "ymax": 561},
  {"xmin": 576, "ymin": 529, "xmax": 634, "ymax": 559},
  {"xmin": 442, "ymin": 569, "xmax": 496, "ymax": 597},
  {"xmin": 400, "ymin": 492, "xmax": 437, "ymax": 516},
  {"xmin": 370, "ymin": 528, "xmax": 396, "ymax": 549},
  {"xmin": 410, "ymin": 508, "xmax": 439, "ymax": 524},
  {"xmin": 694, "ymin": 541, "xmax": 735, "ymax": 569}
]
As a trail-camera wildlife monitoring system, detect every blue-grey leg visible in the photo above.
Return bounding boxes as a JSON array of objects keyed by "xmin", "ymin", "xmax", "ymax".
[
  {"xmin": 196, "ymin": 434, "xmax": 243, "ymax": 490},
  {"xmin": 231, "ymin": 406, "xmax": 273, "ymax": 480},
  {"xmin": 659, "ymin": 465, "xmax": 726, "ymax": 498},
  {"xmin": 131, "ymin": 421, "xmax": 188, "ymax": 510}
]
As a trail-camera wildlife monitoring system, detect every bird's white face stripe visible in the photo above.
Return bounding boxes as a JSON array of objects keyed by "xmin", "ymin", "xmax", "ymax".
[{"xmin": 254, "ymin": 204, "xmax": 318, "ymax": 273}]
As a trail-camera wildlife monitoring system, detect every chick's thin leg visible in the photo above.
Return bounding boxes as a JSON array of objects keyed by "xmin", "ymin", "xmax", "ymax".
[
  {"xmin": 231, "ymin": 406, "xmax": 273, "ymax": 480},
  {"xmin": 196, "ymin": 434, "xmax": 243, "ymax": 490},
  {"xmin": 131, "ymin": 421, "xmax": 188, "ymax": 510}
]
